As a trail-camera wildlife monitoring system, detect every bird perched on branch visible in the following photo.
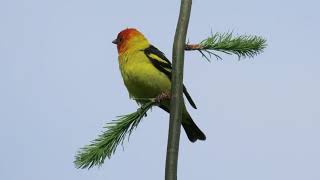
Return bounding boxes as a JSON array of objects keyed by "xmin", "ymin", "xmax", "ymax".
[{"xmin": 112, "ymin": 28, "xmax": 206, "ymax": 142}]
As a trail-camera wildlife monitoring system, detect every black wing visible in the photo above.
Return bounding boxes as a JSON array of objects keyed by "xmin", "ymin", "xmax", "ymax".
[{"xmin": 144, "ymin": 45, "xmax": 197, "ymax": 109}]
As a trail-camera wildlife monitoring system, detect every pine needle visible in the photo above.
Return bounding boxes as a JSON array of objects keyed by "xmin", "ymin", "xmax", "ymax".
[
  {"xmin": 74, "ymin": 101, "xmax": 156, "ymax": 169},
  {"xmin": 186, "ymin": 32, "xmax": 267, "ymax": 60}
]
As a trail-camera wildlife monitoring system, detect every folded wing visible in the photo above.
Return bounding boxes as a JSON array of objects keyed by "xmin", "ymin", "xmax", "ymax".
[{"xmin": 144, "ymin": 45, "xmax": 197, "ymax": 109}]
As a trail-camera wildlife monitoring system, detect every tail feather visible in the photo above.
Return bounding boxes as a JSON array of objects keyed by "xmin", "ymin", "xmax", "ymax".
[
  {"xmin": 159, "ymin": 104, "xmax": 206, "ymax": 142},
  {"xmin": 182, "ymin": 115, "xmax": 206, "ymax": 142}
]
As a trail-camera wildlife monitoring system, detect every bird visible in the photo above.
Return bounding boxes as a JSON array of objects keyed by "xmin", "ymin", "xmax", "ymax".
[{"xmin": 112, "ymin": 28, "xmax": 206, "ymax": 142}]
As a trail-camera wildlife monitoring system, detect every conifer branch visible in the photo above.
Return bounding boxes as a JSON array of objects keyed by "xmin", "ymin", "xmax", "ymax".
[
  {"xmin": 74, "ymin": 101, "xmax": 156, "ymax": 169},
  {"xmin": 185, "ymin": 32, "xmax": 267, "ymax": 61}
]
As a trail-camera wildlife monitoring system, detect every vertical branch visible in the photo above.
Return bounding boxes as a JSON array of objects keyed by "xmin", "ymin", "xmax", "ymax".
[{"xmin": 165, "ymin": 0, "xmax": 192, "ymax": 180}]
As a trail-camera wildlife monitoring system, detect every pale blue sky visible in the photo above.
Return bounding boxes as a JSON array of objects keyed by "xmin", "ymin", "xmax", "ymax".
[{"xmin": 1, "ymin": 0, "xmax": 320, "ymax": 179}]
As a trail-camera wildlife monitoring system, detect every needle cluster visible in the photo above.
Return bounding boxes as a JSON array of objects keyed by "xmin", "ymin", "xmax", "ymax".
[
  {"xmin": 185, "ymin": 32, "xmax": 267, "ymax": 61},
  {"xmin": 74, "ymin": 101, "xmax": 156, "ymax": 169}
]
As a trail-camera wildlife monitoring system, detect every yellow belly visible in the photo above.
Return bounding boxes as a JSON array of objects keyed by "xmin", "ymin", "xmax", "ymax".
[{"xmin": 119, "ymin": 51, "xmax": 171, "ymax": 99}]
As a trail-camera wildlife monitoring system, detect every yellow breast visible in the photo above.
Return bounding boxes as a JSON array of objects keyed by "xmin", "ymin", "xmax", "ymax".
[{"xmin": 118, "ymin": 51, "xmax": 171, "ymax": 99}]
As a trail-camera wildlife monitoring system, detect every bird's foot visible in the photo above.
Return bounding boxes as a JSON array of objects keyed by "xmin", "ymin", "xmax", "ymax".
[{"xmin": 155, "ymin": 91, "xmax": 171, "ymax": 104}]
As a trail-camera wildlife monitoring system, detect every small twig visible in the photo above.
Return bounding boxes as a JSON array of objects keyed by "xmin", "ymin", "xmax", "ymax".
[{"xmin": 185, "ymin": 44, "xmax": 201, "ymax": 50}]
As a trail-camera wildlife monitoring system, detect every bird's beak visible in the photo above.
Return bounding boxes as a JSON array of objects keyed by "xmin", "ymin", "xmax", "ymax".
[{"xmin": 112, "ymin": 39, "xmax": 119, "ymax": 44}]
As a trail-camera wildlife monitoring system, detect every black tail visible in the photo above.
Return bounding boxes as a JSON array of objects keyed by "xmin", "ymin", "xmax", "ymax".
[
  {"xmin": 182, "ymin": 116, "xmax": 206, "ymax": 143},
  {"xmin": 159, "ymin": 104, "xmax": 206, "ymax": 142}
]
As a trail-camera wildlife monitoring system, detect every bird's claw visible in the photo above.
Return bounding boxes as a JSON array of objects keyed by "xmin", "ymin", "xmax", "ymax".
[{"xmin": 155, "ymin": 91, "xmax": 171, "ymax": 104}]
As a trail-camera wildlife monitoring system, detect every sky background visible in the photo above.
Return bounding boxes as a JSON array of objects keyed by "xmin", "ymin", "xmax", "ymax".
[{"xmin": 1, "ymin": 0, "xmax": 320, "ymax": 179}]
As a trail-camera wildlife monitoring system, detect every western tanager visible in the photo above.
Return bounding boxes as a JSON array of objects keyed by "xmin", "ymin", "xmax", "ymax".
[{"xmin": 112, "ymin": 28, "xmax": 206, "ymax": 142}]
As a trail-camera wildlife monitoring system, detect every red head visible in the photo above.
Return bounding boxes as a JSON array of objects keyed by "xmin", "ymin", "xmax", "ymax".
[{"xmin": 112, "ymin": 28, "xmax": 149, "ymax": 54}]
